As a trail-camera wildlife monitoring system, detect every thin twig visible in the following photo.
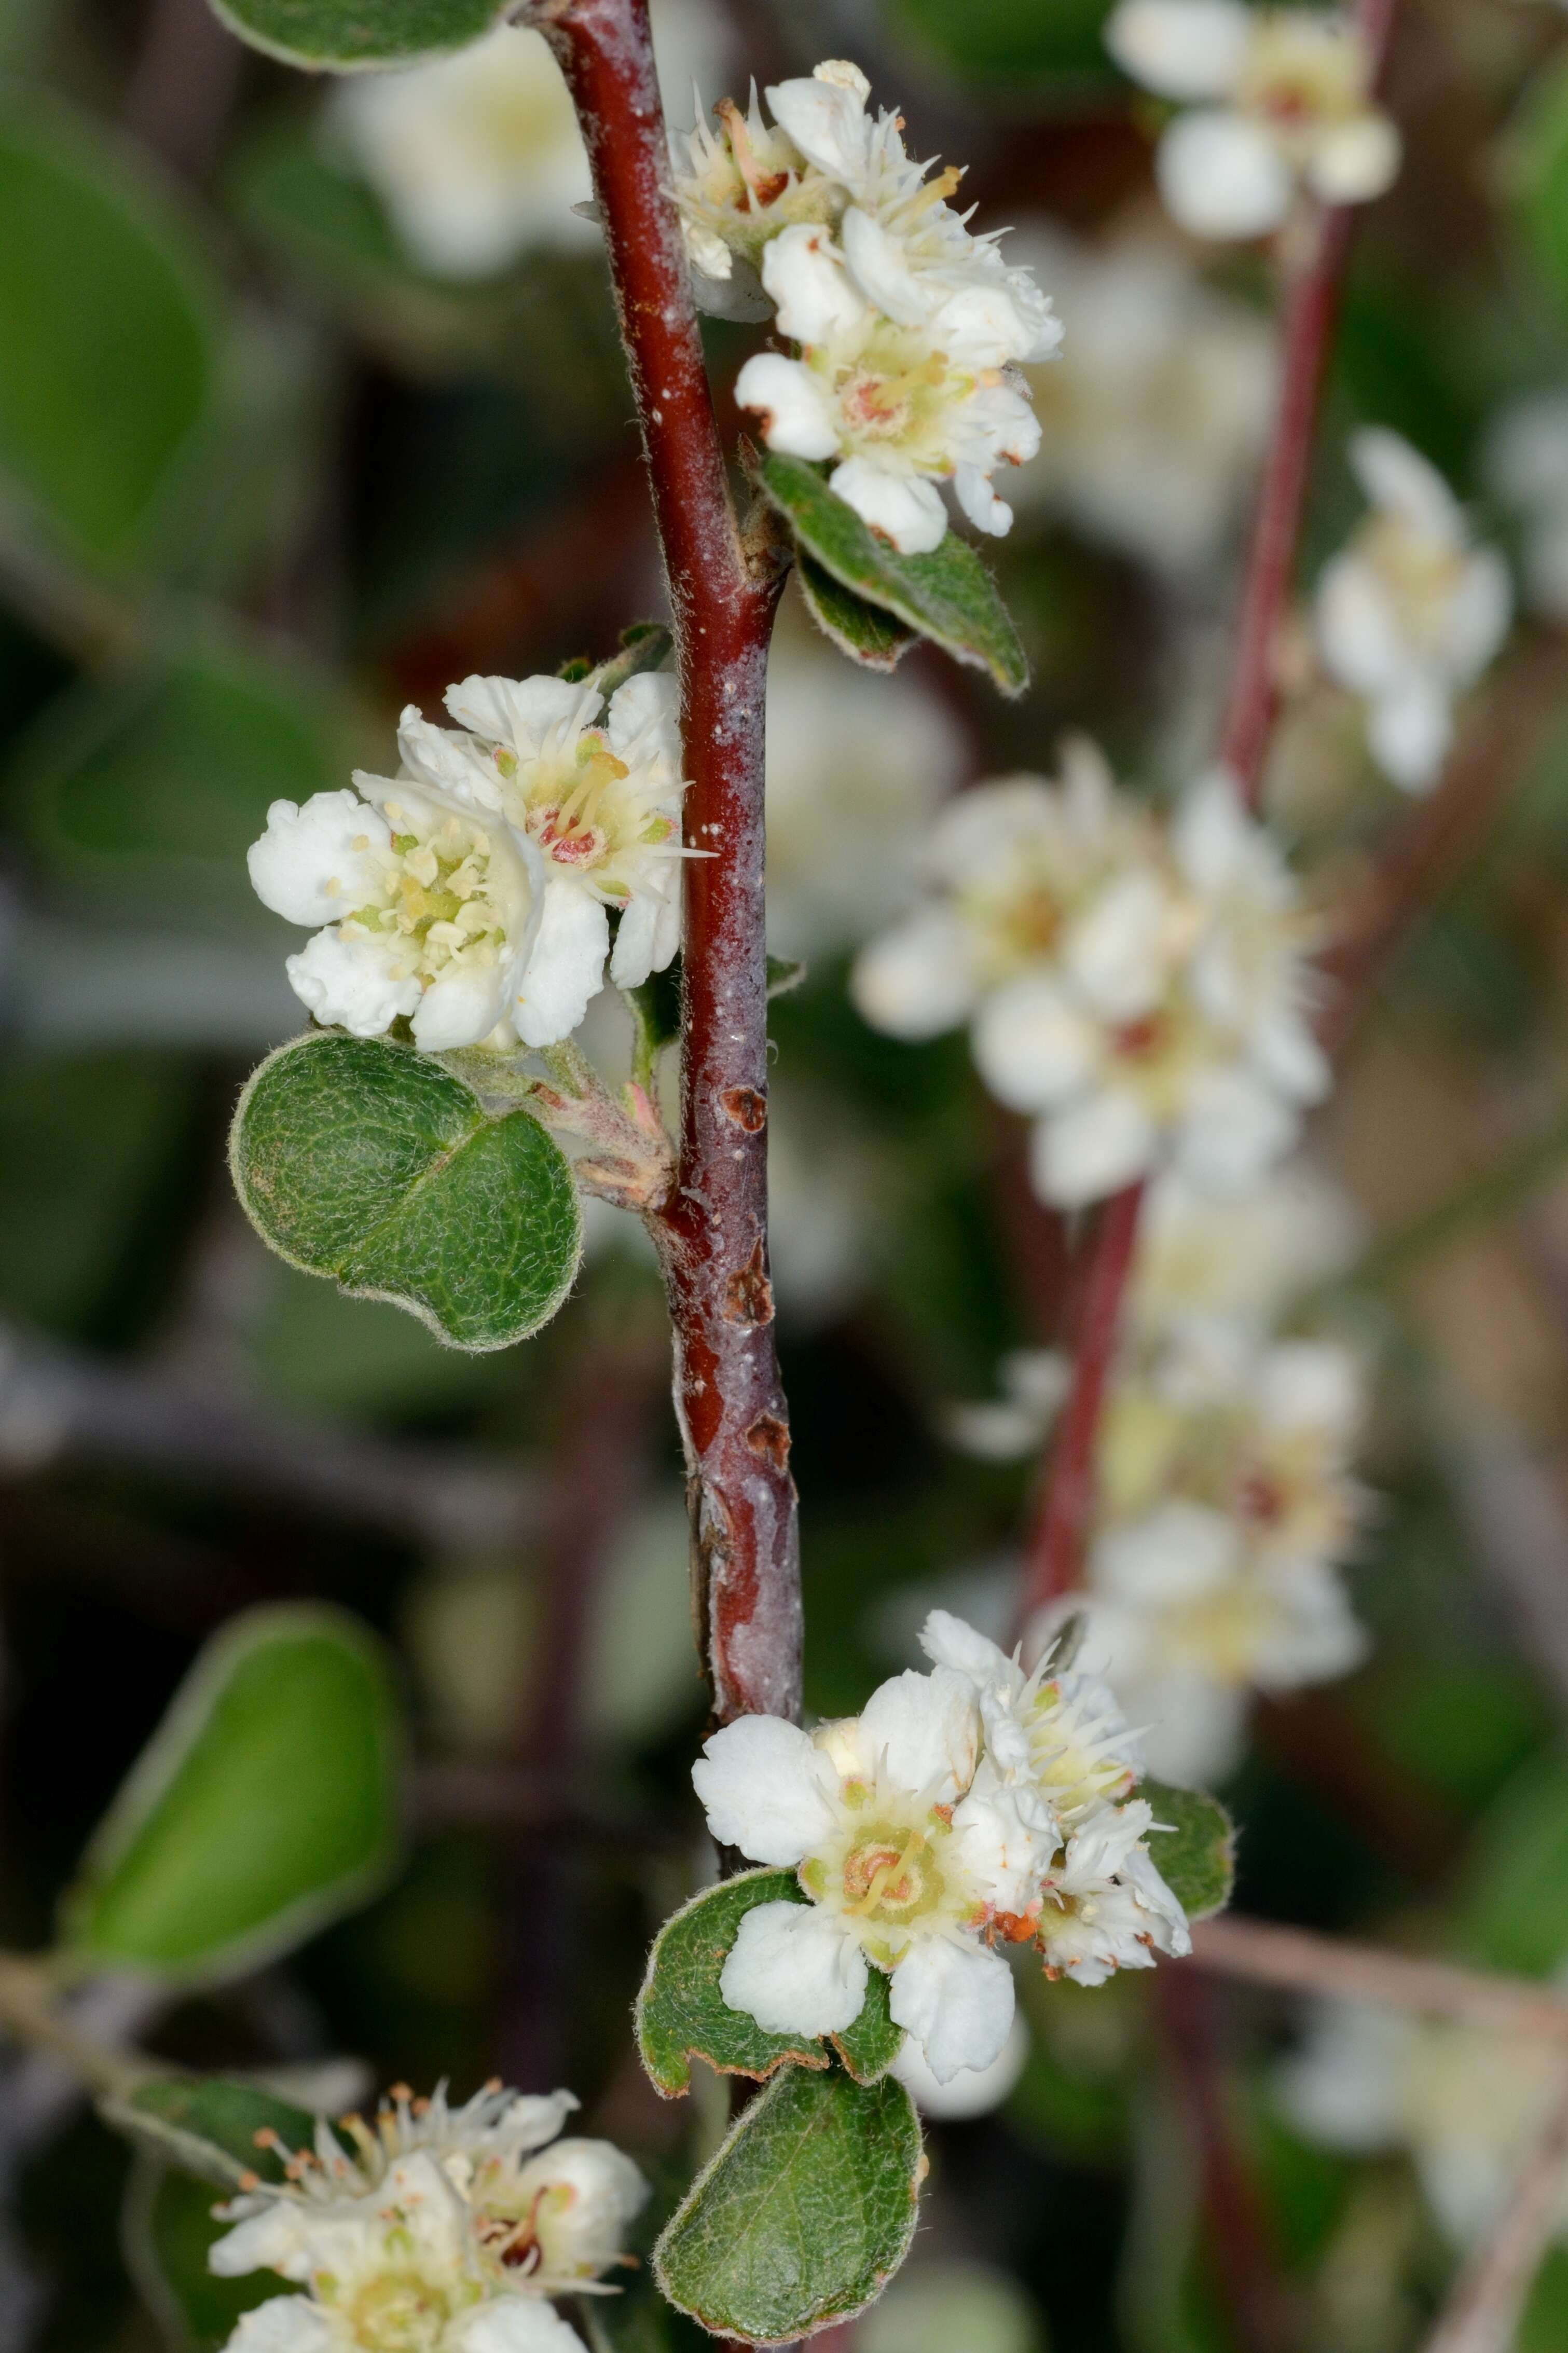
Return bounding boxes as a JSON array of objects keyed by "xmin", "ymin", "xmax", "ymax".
[
  {"xmin": 1189, "ymin": 1913, "xmax": 1568, "ymax": 2043},
  {"xmin": 1419, "ymin": 2063, "xmax": 1568, "ymax": 2353},
  {"xmin": 0, "ymin": 1957, "xmax": 155, "ymax": 2102},
  {"xmin": 542, "ymin": 0, "xmax": 800, "ymax": 1727},
  {"xmin": 122, "ymin": 0, "xmax": 244, "ymax": 180}
]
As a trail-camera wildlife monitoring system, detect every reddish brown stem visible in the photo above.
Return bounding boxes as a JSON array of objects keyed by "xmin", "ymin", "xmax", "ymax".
[
  {"xmin": 1017, "ymin": 1180, "xmax": 1144, "ymax": 1627},
  {"xmin": 542, "ymin": 0, "xmax": 799, "ymax": 1727}
]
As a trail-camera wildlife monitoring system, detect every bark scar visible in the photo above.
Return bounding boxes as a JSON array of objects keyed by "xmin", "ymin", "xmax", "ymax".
[
  {"xmin": 745, "ymin": 1413, "xmax": 791, "ymax": 1473},
  {"xmin": 722, "ymin": 1242, "xmax": 774, "ymax": 1327},
  {"xmin": 720, "ymin": 1086, "xmax": 767, "ymax": 1133}
]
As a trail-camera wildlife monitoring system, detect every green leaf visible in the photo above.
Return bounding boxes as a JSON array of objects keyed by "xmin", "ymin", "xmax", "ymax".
[
  {"xmin": 13, "ymin": 634, "xmax": 353, "ymax": 927},
  {"xmin": 832, "ymin": 1967, "xmax": 904, "ymax": 2087},
  {"xmin": 636, "ymin": 1870, "xmax": 828, "ymax": 2098},
  {"xmin": 206, "ymin": 0, "xmax": 505, "ymax": 70},
  {"xmin": 123, "ymin": 2159, "xmax": 285, "ymax": 2350},
  {"xmin": 102, "ymin": 2077, "xmax": 319, "ymax": 2187},
  {"xmin": 796, "ymin": 557, "xmax": 915, "ymax": 673},
  {"xmin": 1455, "ymin": 1753, "xmax": 1568, "ymax": 1975},
  {"xmin": 0, "ymin": 99, "xmax": 219, "ymax": 566},
  {"xmin": 889, "ymin": 0, "xmax": 1118, "ymax": 95},
  {"xmin": 655, "ymin": 2066, "xmax": 923, "ymax": 2344},
  {"xmin": 61, "ymin": 1604, "xmax": 402, "ymax": 1982},
  {"xmin": 1141, "ymin": 1780, "xmax": 1234, "ymax": 1924},
  {"xmin": 230, "ymin": 1034, "xmax": 583, "ymax": 1353},
  {"xmin": 757, "ymin": 455, "xmax": 1027, "ymax": 698}
]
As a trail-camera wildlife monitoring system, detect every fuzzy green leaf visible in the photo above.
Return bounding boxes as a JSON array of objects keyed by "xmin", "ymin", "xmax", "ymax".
[
  {"xmin": 831, "ymin": 1967, "xmax": 904, "ymax": 2087},
  {"xmin": 655, "ymin": 2066, "xmax": 923, "ymax": 2343},
  {"xmin": 123, "ymin": 2160, "xmax": 285, "ymax": 2350},
  {"xmin": 230, "ymin": 1033, "xmax": 582, "ymax": 1352},
  {"xmin": 61, "ymin": 1605, "xmax": 402, "ymax": 1982},
  {"xmin": 757, "ymin": 455, "xmax": 1027, "ymax": 697},
  {"xmin": 796, "ymin": 557, "xmax": 915, "ymax": 673},
  {"xmin": 636, "ymin": 1870, "xmax": 828, "ymax": 2098},
  {"xmin": 1141, "ymin": 1780, "xmax": 1234, "ymax": 1923},
  {"xmin": 102, "ymin": 2078, "xmax": 318, "ymax": 2187},
  {"xmin": 0, "ymin": 98, "xmax": 219, "ymax": 568},
  {"xmin": 206, "ymin": 0, "xmax": 504, "ymax": 70}
]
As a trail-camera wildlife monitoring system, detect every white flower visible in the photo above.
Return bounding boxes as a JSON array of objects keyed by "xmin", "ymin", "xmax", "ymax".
[
  {"xmin": 918, "ymin": 1610, "xmax": 1144, "ymax": 1828},
  {"xmin": 891, "ymin": 2012, "xmax": 1030, "ymax": 2118},
  {"xmin": 329, "ymin": 0, "xmax": 728, "ymax": 281},
  {"xmin": 854, "ymin": 749, "xmax": 1326, "ymax": 1207},
  {"xmin": 208, "ymin": 2083, "xmax": 648, "ymax": 2353},
  {"xmin": 249, "ymin": 670, "xmax": 690, "ymax": 1052},
  {"xmin": 1130, "ymin": 1158, "xmax": 1363, "ymax": 1346},
  {"xmin": 1008, "ymin": 223, "xmax": 1276, "ymax": 573},
  {"xmin": 1035, "ymin": 1799, "xmax": 1191, "ymax": 1987},
  {"xmin": 1105, "ymin": 2, "xmax": 1400, "ymax": 241},
  {"xmin": 1316, "ymin": 428, "xmax": 1511, "ymax": 791},
  {"xmin": 1277, "ymin": 1998, "xmax": 1568, "ymax": 2248},
  {"xmin": 763, "ymin": 625, "xmax": 965, "ymax": 958},
  {"xmin": 691, "ymin": 1668, "xmax": 1049, "ymax": 2082},
  {"xmin": 1487, "ymin": 391, "xmax": 1568, "ymax": 620}
]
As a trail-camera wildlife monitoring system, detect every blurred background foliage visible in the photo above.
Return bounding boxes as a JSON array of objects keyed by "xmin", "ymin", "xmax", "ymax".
[{"xmin": 10, "ymin": 0, "xmax": 1568, "ymax": 2349}]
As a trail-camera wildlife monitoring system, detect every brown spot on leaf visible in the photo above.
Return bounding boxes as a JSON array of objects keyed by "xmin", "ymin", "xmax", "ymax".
[
  {"xmin": 720, "ymin": 1085, "xmax": 767, "ymax": 1132},
  {"xmin": 721, "ymin": 1243, "xmax": 774, "ymax": 1327}
]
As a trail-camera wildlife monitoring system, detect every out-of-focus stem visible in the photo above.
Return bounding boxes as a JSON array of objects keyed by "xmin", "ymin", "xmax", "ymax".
[
  {"xmin": 0, "ymin": 1955, "xmax": 154, "ymax": 2101},
  {"xmin": 1190, "ymin": 1913, "xmax": 1568, "ymax": 2042},
  {"xmin": 541, "ymin": 0, "xmax": 799, "ymax": 1727}
]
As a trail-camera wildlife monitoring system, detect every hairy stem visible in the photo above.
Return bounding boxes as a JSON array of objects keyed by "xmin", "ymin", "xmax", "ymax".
[{"xmin": 542, "ymin": 0, "xmax": 799, "ymax": 1726}]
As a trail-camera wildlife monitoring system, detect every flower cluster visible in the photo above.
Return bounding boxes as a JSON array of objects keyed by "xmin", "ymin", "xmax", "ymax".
[
  {"xmin": 249, "ymin": 671, "xmax": 690, "ymax": 1051},
  {"xmin": 1105, "ymin": 0, "xmax": 1400, "ymax": 242},
  {"xmin": 690, "ymin": 1613, "xmax": 1190, "ymax": 2089},
  {"xmin": 673, "ymin": 60, "xmax": 1060, "ymax": 554},
  {"xmin": 209, "ymin": 2083, "xmax": 648, "ymax": 2353},
  {"xmin": 1316, "ymin": 428, "xmax": 1512, "ymax": 791},
  {"xmin": 852, "ymin": 743, "xmax": 1327, "ymax": 1208}
]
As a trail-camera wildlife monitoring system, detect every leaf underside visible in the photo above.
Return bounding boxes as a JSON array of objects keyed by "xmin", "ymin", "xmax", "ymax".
[
  {"xmin": 102, "ymin": 2078, "xmax": 319, "ymax": 2188},
  {"xmin": 796, "ymin": 556, "xmax": 916, "ymax": 673},
  {"xmin": 230, "ymin": 1032, "xmax": 583, "ymax": 1352},
  {"xmin": 1141, "ymin": 1778, "xmax": 1235, "ymax": 1923},
  {"xmin": 655, "ymin": 2065, "xmax": 923, "ymax": 2344},
  {"xmin": 758, "ymin": 453, "xmax": 1028, "ymax": 698},
  {"xmin": 208, "ymin": 0, "xmax": 504, "ymax": 68}
]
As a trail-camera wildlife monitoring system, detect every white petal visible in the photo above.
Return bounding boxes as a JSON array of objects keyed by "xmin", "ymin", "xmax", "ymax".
[
  {"xmin": 285, "ymin": 928, "xmax": 422, "ymax": 1037},
  {"xmin": 765, "ymin": 73, "xmax": 871, "ymax": 183},
  {"xmin": 1257, "ymin": 1339, "xmax": 1361, "ymax": 1435},
  {"xmin": 608, "ymin": 890, "xmax": 666, "ymax": 990},
  {"xmin": 952, "ymin": 462, "xmax": 1013, "ymax": 539},
  {"xmin": 1274, "ymin": 2001, "xmax": 1411, "ymax": 2152},
  {"xmin": 1168, "ymin": 768, "xmax": 1252, "ymax": 894},
  {"xmin": 1251, "ymin": 1008, "xmax": 1331, "ymax": 1105},
  {"xmin": 1305, "ymin": 112, "xmax": 1401, "ymax": 205},
  {"xmin": 735, "ymin": 352, "xmax": 841, "ymax": 461},
  {"xmin": 1032, "ymin": 1089, "xmax": 1157, "ymax": 1207},
  {"xmin": 856, "ymin": 1666, "xmax": 981, "ymax": 1800},
  {"xmin": 691, "ymin": 1714, "xmax": 834, "ymax": 1864},
  {"xmin": 760, "ymin": 223, "xmax": 868, "ymax": 345},
  {"xmin": 1061, "ymin": 869, "xmax": 1173, "ymax": 1021},
  {"xmin": 1095, "ymin": 1499, "xmax": 1239, "ymax": 1606},
  {"xmin": 851, "ymin": 907, "xmax": 982, "ymax": 1038},
  {"xmin": 720, "ymin": 1899, "xmax": 868, "ymax": 2036},
  {"xmin": 1104, "ymin": 0, "xmax": 1250, "ymax": 96},
  {"xmin": 1156, "ymin": 111, "xmax": 1291, "ymax": 241},
  {"xmin": 1367, "ymin": 677, "xmax": 1451, "ymax": 791},
  {"xmin": 951, "ymin": 1777, "xmax": 1058, "ymax": 1911},
  {"xmin": 889, "ymin": 1937, "xmax": 1015, "ymax": 2084},
  {"xmin": 511, "ymin": 883, "xmax": 610, "ymax": 1047},
  {"xmin": 208, "ymin": 2207, "xmax": 318, "ymax": 2284},
  {"xmin": 222, "ymin": 2298, "xmax": 333, "ymax": 2353},
  {"xmin": 1135, "ymin": 1671, "xmax": 1249, "ymax": 1784},
  {"xmin": 1316, "ymin": 551, "xmax": 1411, "ymax": 695},
  {"xmin": 444, "ymin": 673, "xmax": 596, "ymax": 753},
  {"xmin": 1443, "ymin": 548, "xmax": 1512, "ymax": 683},
  {"xmin": 971, "ymin": 974, "xmax": 1099, "ymax": 1114},
  {"xmin": 393, "ymin": 709, "xmax": 503, "ymax": 809},
  {"xmin": 606, "ymin": 668, "xmax": 680, "ymax": 759},
  {"xmin": 1175, "ymin": 1066, "xmax": 1298, "ymax": 1190},
  {"xmin": 829, "ymin": 458, "xmax": 948, "ymax": 554},
  {"xmin": 840, "ymin": 206, "xmax": 930, "ymax": 327},
  {"xmin": 1347, "ymin": 428, "xmax": 1460, "ymax": 541},
  {"xmin": 409, "ymin": 961, "xmax": 510, "ymax": 1051},
  {"xmin": 249, "ymin": 792, "xmax": 391, "ymax": 928},
  {"xmin": 1122, "ymin": 1841, "xmax": 1191, "ymax": 1955},
  {"xmin": 918, "ymin": 1608, "xmax": 1012, "ymax": 1684},
  {"xmin": 891, "ymin": 2011, "xmax": 1029, "ymax": 2118},
  {"xmin": 453, "ymin": 2300, "xmax": 589, "ymax": 2353}
]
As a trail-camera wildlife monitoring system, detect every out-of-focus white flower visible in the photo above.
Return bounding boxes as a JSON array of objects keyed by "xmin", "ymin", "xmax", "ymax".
[
  {"xmin": 854, "ymin": 748, "xmax": 1327, "ymax": 1208},
  {"xmin": 943, "ymin": 1348, "xmax": 1070, "ymax": 1461},
  {"xmin": 1043, "ymin": 1330, "xmax": 1368, "ymax": 1782},
  {"xmin": 764, "ymin": 628, "xmax": 965, "ymax": 958},
  {"xmin": 1487, "ymin": 391, "xmax": 1568, "ymax": 621},
  {"xmin": 249, "ymin": 670, "xmax": 690, "ymax": 1052},
  {"xmin": 1131, "ymin": 1158, "xmax": 1363, "ymax": 1345},
  {"xmin": 1011, "ymin": 223, "xmax": 1276, "ymax": 573},
  {"xmin": 1316, "ymin": 428, "xmax": 1511, "ymax": 792},
  {"xmin": 1105, "ymin": 2, "xmax": 1400, "ymax": 241},
  {"xmin": 208, "ymin": 2083, "xmax": 647, "ymax": 2353},
  {"xmin": 891, "ymin": 2011, "xmax": 1031, "ymax": 2117},
  {"xmin": 328, "ymin": 0, "xmax": 728, "ymax": 281},
  {"xmin": 691, "ymin": 1666, "xmax": 1044, "ymax": 2081},
  {"xmin": 859, "ymin": 2260, "xmax": 1044, "ymax": 2353},
  {"xmin": 1278, "ymin": 1998, "xmax": 1568, "ymax": 2248},
  {"xmin": 706, "ymin": 61, "xmax": 1057, "ymax": 552}
]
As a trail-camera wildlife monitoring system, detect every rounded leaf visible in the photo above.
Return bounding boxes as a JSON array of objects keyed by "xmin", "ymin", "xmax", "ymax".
[
  {"xmin": 61, "ymin": 1606, "xmax": 402, "ymax": 1982},
  {"xmin": 0, "ymin": 99, "xmax": 219, "ymax": 566},
  {"xmin": 230, "ymin": 1034, "xmax": 584, "ymax": 1352},
  {"xmin": 208, "ymin": 0, "xmax": 506, "ymax": 70},
  {"xmin": 1141, "ymin": 1779, "xmax": 1234, "ymax": 1923}
]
